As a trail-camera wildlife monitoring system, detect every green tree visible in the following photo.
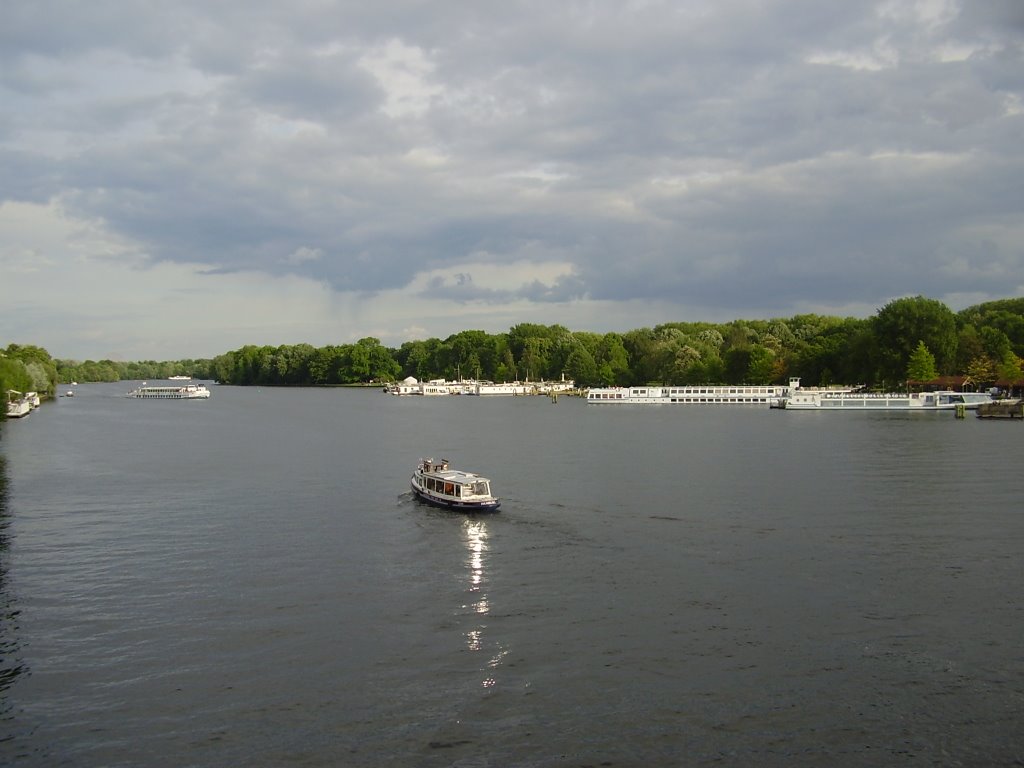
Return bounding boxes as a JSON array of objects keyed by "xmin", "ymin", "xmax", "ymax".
[
  {"xmin": 997, "ymin": 352, "xmax": 1023, "ymax": 385},
  {"xmin": 5, "ymin": 344, "xmax": 57, "ymax": 396},
  {"xmin": 723, "ymin": 348, "xmax": 751, "ymax": 383},
  {"xmin": 621, "ymin": 329, "xmax": 658, "ymax": 383},
  {"xmin": 596, "ymin": 333, "xmax": 631, "ymax": 385},
  {"xmin": 873, "ymin": 296, "xmax": 957, "ymax": 386},
  {"xmin": 746, "ymin": 345, "xmax": 776, "ymax": 384},
  {"xmin": 906, "ymin": 340, "xmax": 938, "ymax": 385},
  {"xmin": 955, "ymin": 324, "xmax": 985, "ymax": 373},
  {"xmin": 564, "ymin": 345, "xmax": 598, "ymax": 387},
  {"xmin": 1, "ymin": 358, "xmax": 33, "ymax": 418},
  {"xmin": 360, "ymin": 338, "xmax": 401, "ymax": 382},
  {"xmin": 966, "ymin": 356, "xmax": 997, "ymax": 389}
]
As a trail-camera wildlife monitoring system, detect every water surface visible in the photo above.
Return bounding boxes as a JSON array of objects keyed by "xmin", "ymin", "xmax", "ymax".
[{"xmin": 1, "ymin": 384, "xmax": 1022, "ymax": 766}]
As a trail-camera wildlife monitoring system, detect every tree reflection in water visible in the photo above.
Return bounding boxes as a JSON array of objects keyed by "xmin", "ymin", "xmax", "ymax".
[{"xmin": 0, "ymin": 453, "xmax": 26, "ymax": 705}]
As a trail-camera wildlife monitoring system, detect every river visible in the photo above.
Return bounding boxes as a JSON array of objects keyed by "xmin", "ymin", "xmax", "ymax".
[{"xmin": 1, "ymin": 383, "xmax": 1022, "ymax": 766}]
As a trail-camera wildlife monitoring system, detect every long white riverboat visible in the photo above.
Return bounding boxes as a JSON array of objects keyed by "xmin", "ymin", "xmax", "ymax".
[
  {"xmin": 127, "ymin": 382, "xmax": 211, "ymax": 399},
  {"xmin": 586, "ymin": 384, "xmax": 790, "ymax": 405},
  {"xmin": 778, "ymin": 389, "xmax": 993, "ymax": 411},
  {"xmin": 410, "ymin": 458, "xmax": 500, "ymax": 512},
  {"xmin": 385, "ymin": 377, "xmax": 575, "ymax": 396}
]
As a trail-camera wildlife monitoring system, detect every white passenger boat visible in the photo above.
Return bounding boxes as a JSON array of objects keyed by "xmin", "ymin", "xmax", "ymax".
[
  {"xmin": 384, "ymin": 376, "xmax": 424, "ymax": 395},
  {"xmin": 126, "ymin": 382, "xmax": 211, "ymax": 399},
  {"xmin": 410, "ymin": 458, "xmax": 500, "ymax": 512},
  {"xmin": 586, "ymin": 384, "xmax": 790, "ymax": 405},
  {"xmin": 779, "ymin": 389, "xmax": 993, "ymax": 411},
  {"xmin": 421, "ymin": 379, "xmax": 456, "ymax": 396},
  {"xmin": 5, "ymin": 390, "xmax": 31, "ymax": 418},
  {"xmin": 473, "ymin": 381, "xmax": 535, "ymax": 396},
  {"xmin": 385, "ymin": 377, "xmax": 574, "ymax": 396}
]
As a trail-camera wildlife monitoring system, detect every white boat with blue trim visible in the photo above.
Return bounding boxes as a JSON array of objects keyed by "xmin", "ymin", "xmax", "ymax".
[{"xmin": 411, "ymin": 458, "xmax": 500, "ymax": 512}]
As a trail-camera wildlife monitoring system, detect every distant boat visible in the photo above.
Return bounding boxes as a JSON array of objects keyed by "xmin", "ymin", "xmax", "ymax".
[
  {"xmin": 126, "ymin": 383, "xmax": 211, "ymax": 399},
  {"xmin": 168, "ymin": 375, "xmax": 192, "ymax": 380},
  {"xmin": 410, "ymin": 458, "xmax": 500, "ymax": 512}
]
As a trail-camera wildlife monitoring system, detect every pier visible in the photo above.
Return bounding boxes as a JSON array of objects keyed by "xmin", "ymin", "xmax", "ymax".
[{"xmin": 976, "ymin": 400, "xmax": 1024, "ymax": 420}]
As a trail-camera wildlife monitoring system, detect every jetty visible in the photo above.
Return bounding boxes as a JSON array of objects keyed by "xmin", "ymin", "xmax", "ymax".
[{"xmin": 976, "ymin": 400, "xmax": 1024, "ymax": 420}]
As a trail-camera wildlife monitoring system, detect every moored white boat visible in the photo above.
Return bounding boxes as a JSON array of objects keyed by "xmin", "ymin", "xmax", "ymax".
[
  {"xmin": 385, "ymin": 376, "xmax": 575, "ymax": 396},
  {"xmin": 5, "ymin": 390, "xmax": 31, "ymax": 418},
  {"xmin": 127, "ymin": 382, "xmax": 211, "ymax": 399},
  {"xmin": 586, "ymin": 383, "xmax": 789, "ymax": 405},
  {"xmin": 410, "ymin": 458, "xmax": 500, "ymax": 512},
  {"xmin": 779, "ymin": 389, "xmax": 993, "ymax": 411}
]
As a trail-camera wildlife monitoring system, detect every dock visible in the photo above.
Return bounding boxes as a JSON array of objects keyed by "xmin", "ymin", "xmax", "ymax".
[{"xmin": 976, "ymin": 400, "xmax": 1024, "ymax": 419}]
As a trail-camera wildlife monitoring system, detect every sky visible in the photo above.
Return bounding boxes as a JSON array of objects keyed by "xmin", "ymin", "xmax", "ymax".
[{"xmin": 2, "ymin": 1, "xmax": 1023, "ymax": 361}]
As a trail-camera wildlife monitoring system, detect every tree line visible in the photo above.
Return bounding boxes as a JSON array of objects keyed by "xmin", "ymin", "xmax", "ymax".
[
  {"xmin": 1, "ymin": 344, "xmax": 59, "ymax": 411},
  {"xmin": 7, "ymin": 296, "xmax": 1023, "ymax": 408}
]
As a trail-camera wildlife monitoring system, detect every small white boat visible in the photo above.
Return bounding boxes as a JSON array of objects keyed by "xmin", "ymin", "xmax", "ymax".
[
  {"xmin": 410, "ymin": 458, "xmax": 500, "ymax": 512},
  {"xmin": 5, "ymin": 390, "xmax": 31, "ymax": 418},
  {"xmin": 126, "ymin": 383, "xmax": 211, "ymax": 399}
]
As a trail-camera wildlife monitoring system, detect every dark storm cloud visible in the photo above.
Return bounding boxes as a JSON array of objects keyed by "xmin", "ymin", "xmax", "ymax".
[{"xmin": 2, "ymin": 0, "xmax": 1022, "ymax": 331}]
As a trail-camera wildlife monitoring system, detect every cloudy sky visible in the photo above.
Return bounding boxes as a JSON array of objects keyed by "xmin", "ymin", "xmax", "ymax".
[{"xmin": 2, "ymin": 1, "xmax": 1022, "ymax": 361}]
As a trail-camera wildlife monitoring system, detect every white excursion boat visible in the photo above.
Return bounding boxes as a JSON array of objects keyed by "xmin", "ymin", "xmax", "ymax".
[
  {"xmin": 384, "ymin": 376, "xmax": 425, "ymax": 395},
  {"xmin": 778, "ymin": 389, "xmax": 993, "ymax": 411},
  {"xmin": 410, "ymin": 458, "xmax": 500, "ymax": 512},
  {"xmin": 6, "ymin": 390, "xmax": 31, "ymax": 418},
  {"xmin": 586, "ymin": 384, "xmax": 790, "ymax": 405},
  {"xmin": 126, "ymin": 382, "xmax": 211, "ymax": 399}
]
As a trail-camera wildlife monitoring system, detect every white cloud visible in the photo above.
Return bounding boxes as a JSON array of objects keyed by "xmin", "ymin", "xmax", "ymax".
[{"xmin": 358, "ymin": 39, "xmax": 442, "ymax": 118}]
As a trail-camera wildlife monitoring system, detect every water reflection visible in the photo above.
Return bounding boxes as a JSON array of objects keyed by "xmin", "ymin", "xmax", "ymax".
[
  {"xmin": 0, "ymin": 453, "xmax": 26, "ymax": 701},
  {"xmin": 460, "ymin": 519, "xmax": 506, "ymax": 687}
]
